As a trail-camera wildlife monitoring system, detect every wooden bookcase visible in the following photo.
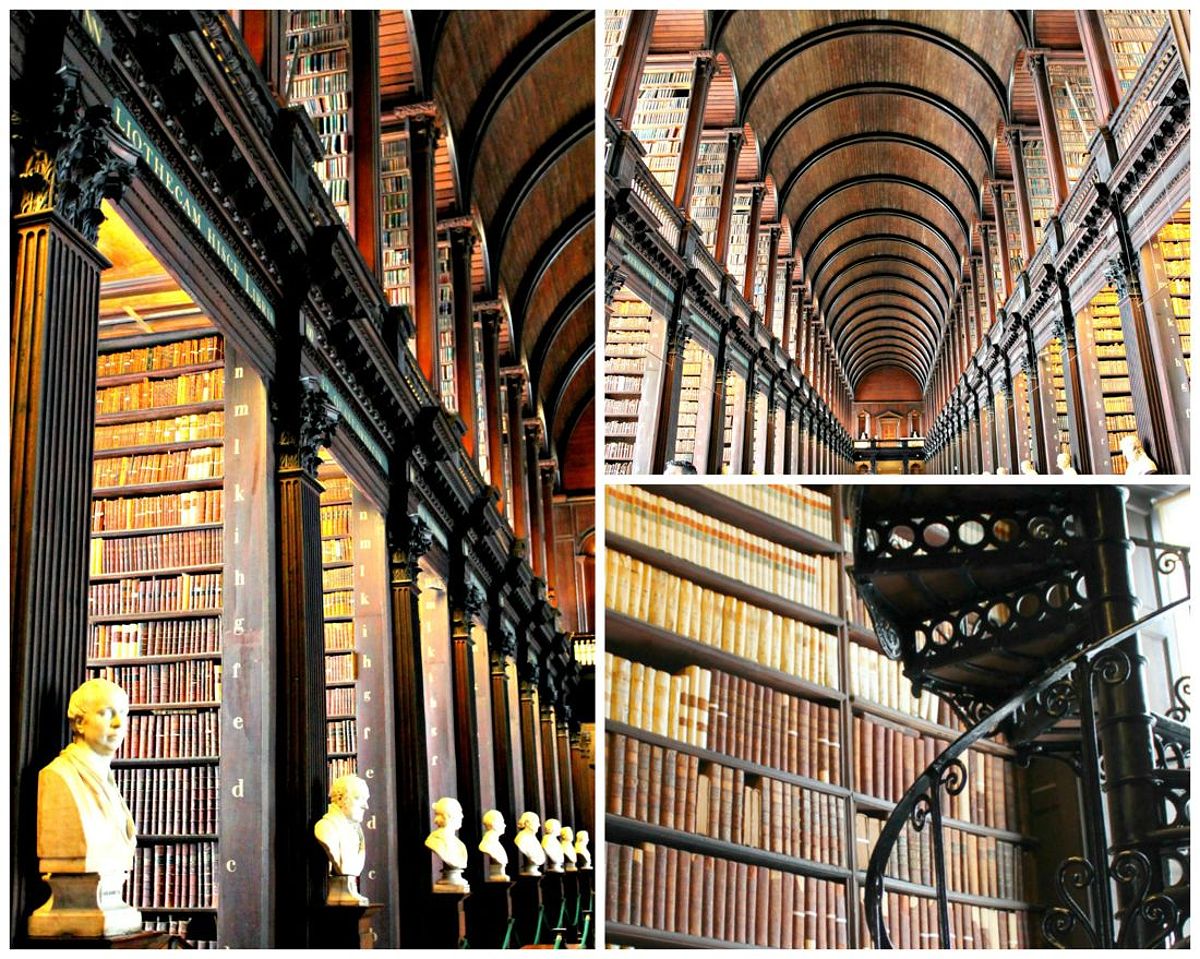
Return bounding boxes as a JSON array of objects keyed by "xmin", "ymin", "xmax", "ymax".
[
  {"xmin": 721, "ymin": 369, "xmax": 745, "ymax": 475},
  {"xmin": 751, "ymin": 229, "xmax": 771, "ymax": 316},
  {"xmin": 1075, "ymin": 287, "xmax": 1134, "ymax": 473},
  {"xmin": 690, "ymin": 136, "xmax": 728, "ymax": 257},
  {"xmin": 1101, "ymin": 11, "xmax": 1170, "ymax": 91},
  {"xmin": 1001, "ymin": 185, "xmax": 1025, "ymax": 278},
  {"xmin": 602, "ymin": 9, "xmax": 631, "ymax": 112},
  {"xmin": 1043, "ymin": 336, "xmax": 1071, "ymax": 465},
  {"xmin": 286, "ymin": 9, "xmax": 352, "ymax": 227},
  {"xmin": 380, "ymin": 131, "xmax": 412, "ymax": 308},
  {"xmin": 1020, "ymin": 136, "xmax": 1056, "ymax": 243},
  {"xmin": 319, "ymin": 460, "xmax": 359, "ymax": 782},
  {"xmin": 435, "ymin": 237, "xmax": 457, "ymax": 413},
  {"xmin": 1011, "ymin": 368, "xmax": 1035, "ymax": 469},
  {"xmin": 603, "ymin": 484, "xmax": 1038, "ymax": 948},
  {"xmin": 630, "ymin": 57, "xmax": 695, "ymax": 196},
  {"xmin": 604, "ymin": 295, "xmax": 666, "ymax": 475},
  {"xmin": 726, "ymin": 190, "xmax": 753, "ymax": 294},
  {"xmin": 673, "ymin": 340, "xmax": 711, "ymax": 468},
  {"xmin": 1146, "ymin": 209, "xmax": 1192, "ymax": 377},
  {"xmin": 1047, "ymin": 61, "xmax": 1098, "ymax": 189}
]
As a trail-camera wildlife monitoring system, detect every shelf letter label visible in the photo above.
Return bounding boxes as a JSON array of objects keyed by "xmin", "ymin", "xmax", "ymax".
[
  {"xmin": 234, "ymin": 403, "xmax": 249, "ymax": 417},
  {"xmin": 233, "ymin": 716, "xmax": 245, "ymax": 729},
  {"xmin": 235, "ymin": 570, "xmax": 246, "ymax": 587},
  {"xmin": 232, "ymin": 779, "xmax": 245, "ymax": 799},
  {"xmin": 233, "ymin": 617, "xmax": 246, "ymax": 635},
  {"xmin": 226, "ymin": 859, "xmax": 237, "ymax": 873}
]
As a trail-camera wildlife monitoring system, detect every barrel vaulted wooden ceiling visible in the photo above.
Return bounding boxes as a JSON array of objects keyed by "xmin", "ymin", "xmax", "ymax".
[
  {"xmin": 380, "ymin": 11, "xmax": 594, "ymax": 488},
  {"xmin": 688, "ymin": 11, "xmax": 1054, "ymax": 394}
]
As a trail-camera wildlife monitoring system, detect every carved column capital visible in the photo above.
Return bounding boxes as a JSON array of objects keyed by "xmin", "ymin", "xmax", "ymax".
[
  {"xmin": 604, "ymin": 265, "xmax": 628, "ymax": 304},
  {"xmin": 275, "ymin": 377, "xmax": 339, "ymax": 476}
]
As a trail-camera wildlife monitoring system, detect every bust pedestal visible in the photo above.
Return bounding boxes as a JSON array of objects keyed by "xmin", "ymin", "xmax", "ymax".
[
  {"xmin": 562, "ymin": 869, "xmax": 580, "ymax": 937},
  {"xmin": 510, "ymin": 873, "xmax": 543, "ymax": 947},
  {"xmin": 21, "ymin": 931, "xmax": 177, "ymax": 950},
  {"xmin": 28, "ymin": 874, "xmax": 141, "ymax": 939},
  {"xmin": 539, "ymin": 871, "xmax": 566, "ymax": 944},
  {"xmin": 313, "ymin": 903, "xmax": 382, "ymax": 949},
  {"xmin": 465, "ymin": 877, "xmax": 514, "ymax": 948},
  {"xmin": 577, "ymin": 870, "xmax": 594, "ymax": 947},
  {"xmin": 428, "ymin": 887, "xmax": 469, "ymax": 948}
]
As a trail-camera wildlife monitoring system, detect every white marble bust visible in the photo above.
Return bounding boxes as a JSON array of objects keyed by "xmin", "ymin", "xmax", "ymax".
[
  {"xmin": 1056, "ymin": 451, "xmax": 1078, "ymax": 475},
  {"xmin": 541, "ymin": 817, "xmax": 565, "ymax": 873},
  {"xmin": 560, "ymin": 825, "xmax": 577, "ymax": 871},
  {"xmin": 479, "ymin": 809, "xmax": 509, "ymax": 881},
  {"xmin": 574, "ymin": 830, "xmax": 592, "ymax": 870},
  {"xmin": 1120, "ymin": 435, "xmax": 1158, "ymax": 475},
  {"xmin": 1020, "ymin": 458, "xmax": 1038, "ymax": 475},
  {"xmin": 426, "ymin": 796, "xmax": 469, "ymax": 892},
  {"xmin": 29, "ymin": 678, "xmax": 141, "ymax": 938},
  {"xmin": 515, "ymin": 811, "xmax": 546, "ymax": 876},
  {"xmin": 314, "ymin": 774, "xmax": 370, "ymax": 905}
]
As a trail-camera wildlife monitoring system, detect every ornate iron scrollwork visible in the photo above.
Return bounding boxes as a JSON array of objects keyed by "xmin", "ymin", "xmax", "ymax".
[
  {"xmin": 1112, "ymin": 850, "xmax": 1182, "ymax": 949},
  {"xmin": 1043, "ymin": 857, "xmax": 1101, "ymax": 949},
  {"xmin": 1165, "ymin": 675, "xmax": 1190, "ymax": 723}
]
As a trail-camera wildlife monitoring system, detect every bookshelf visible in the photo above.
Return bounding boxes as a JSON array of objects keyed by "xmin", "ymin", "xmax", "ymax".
[
  {"xmin": 1147, "ymin": 209, "xmax": 1191, "ymax": 378},
  {"xmin": 473, "ymin": 320, "xmax": 490, "ymax": 482},
  {"xmin": 772, "ymin": 261, "xmax": 788, "ymax": 342},
  {"xmin": 630, "ymin": 58, "xmax": 695, "ymax": 196},
  {"xmin": 690, "ymin": 136, "xmax": 728, "ymax": 257},
  {"xmin": 319, "ymin": 460, "xmax": 358, "ymax": 782},
  {"xmin": 380, "ymin": 132, "xmax": 412, "ymax": 308},
  {"xmin": 605, "ymin": 295, "xmax": 666, "ymax": 475},
  {"xmin": 751, "ymin": 229, "xmax": 771, "ymax": 316},
  {"xmin": 1047, "ymin": 61, "xmax": 1098, "ymax": 188},
  {"xmin": 1101, "ymin": 11, "xmax": 1170, "ymax": 92},
  {"xmin": 604, "ymin": 484, "xmax": 1037, "ymax": 948},
  {"xmin": 1044, "ymin": 336, "xmax": 1071, "ymax": 464},
  {"xmin": 727, "ymin": 190, "xmax": 753, "ymax": 294},
  {"xmin": 1000, "ymin": 185, "xmax": 1025, "ymax": 279},
  {"xmin": 752, "ymin": 391, "xmax": 769, "ymax": 474},
  {"xmin": 673, "ymin": 340, "xmax": 714, "ymax": 469},
  {"xmin": 721, "ymin": 369, "xmax": 746, "ymax": 474},
  {"xmin": 436, "ymin": 237, "xmax": 457, "ymax": 413},
  {"xmin": 1020, "ymin": 136, "xmax": 1056, "ymax": 243},
  {"xmin": 1011, "ymin": 368, "xmax": 1035, "ymax": 469},
  {"xmin": 1078, "ymin": 287, "xmax": 1134, "ymax": 473},
  {"xmin": 987, "ymin": 232, "xmax": 1004, "ymax": 319},
  {"xmin": 89, "ymin": 334, "xmax": 228, "ymax": 948},
  {"xmin": 286, "ymin": 10, "xmax": 352, "ymax": 227},
  {"xmin": 603, "ymin": 9, "xmax": 630, "ymax": 109}
]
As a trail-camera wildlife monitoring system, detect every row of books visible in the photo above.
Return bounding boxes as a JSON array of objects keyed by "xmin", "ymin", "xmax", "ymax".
[
  {"xmin": 115, "ymin": 765, "xmax": 219, "ymax": 835},
  {"xmin": 607, "ymin": 841, "xmax": 848, "ymax": 947},
  {"xmin": 605, "ymin": 375, "xmax": 646, "ymax": 394},
  {"xmin": 325, "ymin": 621, "xmax": 355, "ymax": 652},
  {"xmin": 324, "ymin": 590, "xmax": 354, "ymax": 619},
  {"xmin": 705, "ymin": 484, "xmax": 835, "ymax": 541},
  {"xmin": 120, "ymin": 711, "xmax": 220, "ymax": 760},
  {"xmin": 608, "ymin": 732, "xmax": 846, "ymax": 866},
  {"xmin": 320, "ymin": 504, "xmax": 353, "ymax": 537},
  {"xmin": 327, "ymin": 686, "xmax": 355, "ymax": 715},
  {"xmin": 853, "ymin": 716, "xmax": 1022, "ymax": 831},
  {"xmin": 88, "ymin": 661, "xmax": 222, "ymax": 706},
  {"xmin": 92, "ymin": 491, "xmax": 224, "ymax": 533},
  {"xmin": 126, "ymin": 842, "xmax": 218, "ymax": 910},
  {"xmin": 855, "ymin": 813, "xmax": 1028, "ymax": 901},
  {"xmin": 327, "ymin": 718, "xmax": 358, "ymax": 753},
  {"xmin": 607, "ymin": 655, "xmax": 710, "ymax": 748},
  {"xmin": 89, "ymin": 528, "xmax": 224, "ymax": 577},
  {"xmin": 97, "ymin": 338, "xmax": 224, "ymax": 378},
  {"xmin": 319, "ymin": 476, "xmax": 353, "ymax": 503},
  {"xmin": 96, "ymin": 371, "xmax": 225, "ymax": 415},
  {"xmin": 322, "ymin": 565, "xmax": 354, "ymax": 590},
  {"xmin": 95, "ymin": 412, "xmax": 225, "ymax": 452},
  {"xmin": 844, "ymin": 569, "xmax": 870, "ymax": 629},
  {"xmin": 89, "ymin": 573, "xmax": 223, "ymax": 616},
  {"xmin": 326, "ymin": 652, "xmax": 357, "ymax": 683},
  {"xmin": 848, "ymin": 643, "xmax": 962, "ymax": 727},
  {"xmin": 607, "ymin": 486, "xmax": 841, "ymax": 612},
  {"xmin": 93, "ymin": 448, "xmax": 224, "ymax": 489},
  {"xmin": 606, "ymin": 550, "xmax": 839, "ymax": 684},
  {"xmin": 90, "ymin": 618, "xmax": 221, "ymax": 660},
  {"xmin": 864, "ymin": 892, "xmax": 1029, "ymax": 949},
  {"xmin": 141, "ymin": 917, "xmax": 212, "ymax": 948},
  {"xmin": 322, "ymin": 537, "xmax": 354, "ymax": 564},
  {"xmin": 329, "ymin": 756, "xmax": 357, "ymax": 780}
]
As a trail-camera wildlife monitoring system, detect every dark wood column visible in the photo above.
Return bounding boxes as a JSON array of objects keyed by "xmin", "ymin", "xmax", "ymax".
[
  {"xmin": 408, "ymin": 110, "xmax": 440, "ymax": 383},
  {"xmin": 1006, "ymin": 129, "xmax": 1037, "ymax": 263},
  {"xmin": 1020, "ymin": 324, "xmax": 1049, "ymax": 473},
  {"xmin": 387, "ymin": 511, "xmax": 434, "ymax": 945},
  {"xmin": 448, "ymin": 222, "xmax": 478, "ymax": 456},
  {"xmin": 540, "ymin": 463, "xmax": 560, "ymax": 602},
  {"xmin": 740, "ymin": 357, "xmax": 758, "ymax": 474},
  {"xmin": 742, "ymin": 185, "xmax": 765, "ymax": 304},
  {"xmin": 539, "ymin": 699, "xmax": 562, "ymax": 821},
  {"xmin": 10, "ymin": 63, "xmax": 135, "ymax": 936},
  {"xmin": 762, "ymin": 226, "xmax": 782, "ymax": 335},
  {"xmin": 1054, "ymin": 279, "xmax": 1094, "ymax": 475},
  {"xmin": 980, "ymin": 225, "xmax": 998, "ymax": 330},
  {"xmin": 706, "ymin": 323, "xmax": 730, "ymax": 474},
  {"xmin": 478, "ymin": 304, "xmax": 505, "ymax": 501},
  {"xmin": 714, "ymin": 130, "xmax": 745, "ymax": 269},
  {"xmin": 239, "ymin": 11, "xmax": 286, "ymax": 96},
  {"xmin": 555, "ymin": 716, "xmax": 576, "ymax": 832},
  {"xmin": 783, "ymin": 393, "xmax": 797, "ymax": 473},
  {"xmin": 517, "ymin": 653, "xmax": 545, "ymax": 819},
  {"xmin": 1002, "ymin": 366, "xmax": 1021, "ymax": 473},
  {"xmin": 991, "ymin": 184, "xmax": 1014, "ymax": 300},
  {"xmin": 652, "ymin": 304, "xmax": 692, "ymax": 472},
  {"xmin": 608, "ymin": 11, "xmax": 656, "ymax": 126},
  {"xmin": 1027, "ymin": 53, "xmax": 1070, "ymax": 209},
  {"xmin": 525, "ymin": 421, "xmax": 547, "ymax": 580},
  {"xmin": 349, "ymin": 11, "xmax": 381, "ymax": 274},
  {"xmin": 274, "ymin": 378, "xmax": 339, "ymax": 947},
  {"xmin": 780, "ymin": 270, "xmax": 797, "ymax": 355},
  {"xmin": 764, "ymin": 377, "xmax": 778, "ymax": 474},
  {"xmin": 504, "ymin": 370, "xmax": 529, "ymax": 541},
  {"xmin": 674, "ymin": 53, "xmax": 717, "ymax": 212},
  {"xmin": 487, "ymin": 619, "xmax": 519, "ymax": 826},
  {"xmin": 1076, "ymin": 10, "xmax": 1121, "ymax": 123},
  {"xmin": 449, "ymin": 582, "xmax": 484, "ymax": 885}
]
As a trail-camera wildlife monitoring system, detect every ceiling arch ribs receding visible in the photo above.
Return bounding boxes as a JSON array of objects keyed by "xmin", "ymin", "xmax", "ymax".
[
  {"xmin": 551, "ymin": 354, "xmax": 595, "ymax": 467},
  {"xmin": 848, "ymin": 339, "xmax": 934, "ymax": 381},
  {"xmin": 546, "ymin": 334, "xmax": 595, "ymax": 444},
  {"xmin": 833, "ymin": 299, "xmax": 941, "ymax": 355},
  {"xmin": 817, "ymin": 253, "xmax": 951, "ymax": 314},
  {"xmin": 835, "ymin": 316, "xmax": 939, "ymax": 375},
  {"xmin": 852, "ymin": 351, "xmax": 934, "ymax": 387},
  {"xmin": 823, "ymin": 272, "xmax": 946, "ymax": 330},
  {"xmin": 529, "ymin": 274, "xmax": 593, "ymax": 401},
  {"xmin": 805, "ymin": 211, "xmax": 961, "ymax": 288},
  {"xmin": 510, "ymin": 200, "xmax": 594, "ymax": 354},
  {"xmin": 811, "ymin": 235, "xmax": 956, "ymax": 301},
  {"xmin": 735, "ymin": 19, "xmax": 1009, "ymax": 128}
]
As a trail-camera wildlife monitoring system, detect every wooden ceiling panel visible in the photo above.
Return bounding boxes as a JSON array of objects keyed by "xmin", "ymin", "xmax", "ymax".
[
  {"xmin": 378, "ymin": 12, "xmax": 416, "ymax": 103},
  {"xmin": 702, "ymin": 54, "xmax": 738, "ymax": 129},
  {"xmin": 649, "ymin": 10, "xmax": 707, "ymax": 54},
  {"xmin": 516, "ymin": 221, "xmax": 593, "ymax": 361},
  {"xmin": 559, "ymin": 396, "xmax": 594, "ymax": 494},
  {"xmin": 537, "ymin": 297, "xmax": 594, "ymax": 413},
  {"xmin": 809, "ymin": 214, "xmax": 960, "ymax": 290},
  {"xmin": 823, "ymin": 258, "xmax": 950, "ymax": 320},
  {"xmin": 816, "ymin": 237, "xmax": 955, "ymax": 301}
]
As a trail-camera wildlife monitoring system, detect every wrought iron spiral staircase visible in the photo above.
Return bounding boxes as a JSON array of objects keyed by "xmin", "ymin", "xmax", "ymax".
[{"xmin": 850, "ymin": 486, "xmax": 1190, "ymax": 949}]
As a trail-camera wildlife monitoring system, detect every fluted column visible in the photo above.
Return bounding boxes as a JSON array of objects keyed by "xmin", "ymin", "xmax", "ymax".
[
  {"xmin": 409, "ymin": 112, "xmax": 440, "ymax": 382},
  {"xmin": 449, "ymin": 222, "xmax": 478, "ymax": 450},
  {"xmin": 487, "ymin": 623, "xmax": 519, "ymax": 826},
  {"xmin": 525, "ymin": 420, "xmax": 547, "ymax": 580},
  {"xmin": 741, "ymin": 358, "xmax": 757, "ymax": 474},
  {"xmin": 674, "ymin": 53, "xmax": 717, "ymax": 212},
  {"xmin": 764, "ymin": 378, "xmax": 778, "ymax": 474},
  {"xmin": 714, "ymin": 130, "xmax": 745, "ymax": 269},
  {"xmin": 706, "ymin": 324, "xmax": 730, "ymax": 474},
  {"xmin": 504, "ymin": 370, "xmax": 530, "ymax": 541},
  {"xmin": 653, "ymin": 302, "xmax": 692, "ymax": 472},
  {"xmin": 608, "ymin": 11, "xmax": 656, "ymax": 127},
  {"xmin": 742, "ymin": 185, "xmax": 765, "ymax": 304},
  {"xmin": 1028, "ymin": 53, "xmax": 1070, "ymax": 208},
  {"xmin": 478, "ymin": 305, "xmax": 505, "ymax": 497},
  {"xmin": 1076, "ymin": 10, "xmax": 1122, "ymax": 123},
  {"xmin": 991, "ymin": 183, "xmax": 1014, "ymax": 300},
  {"xmin": 450, "ymin": 583, "xmax": 484, "ymax": 887},
  {"xmin": 540, "ymin": 463, "xmax": 560, "ymax": 601},
  {"xmin": 1006, "ymin": 129, "xmax": 1037, "ymax": 262},
  {"xmin": 780, "ymin": 269, "xmax": 797, "ymax": 355}
]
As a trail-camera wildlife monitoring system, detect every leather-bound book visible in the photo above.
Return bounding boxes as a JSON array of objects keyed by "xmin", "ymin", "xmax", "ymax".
[
  {"xmin": 616, "ymin": 844, "xmax": 633, "ymax": 924},
  {"xmin": 622, "ymin": 735, "xmax": 640, "ymax": 820},
  {"xmin": 683, "ymin": 754, "xmax": 700, "ymax": 833},
  {"xmin": 638, "ymin": 844, "xmax": 655, "ymax": 927},
  {"xmin": 661, "ymin": 744, "xmax": 678, "ymax": 830},
  {"xmin": 647, "ymin": 743, "xmax": 663, "ymax": 825},
  {"xmin": 608, "ymin": 732, "xmax": 625, "ymax": 817},
  {"xmin": 663, "ymin": 845, "xmax": 678, "ymax": 932},
  {"xmin": 712, "ymin": 856, "xmax": 727, "ymax": 941},
  {"xmin": 606, "ymin": 842, "xmax": 619, "ymax": 922},
  {"xmin": 697, "ymin": 852, "xmax": 713, "ymax": 939},
  {"xmin": 672, "ymin": 751, "xmax": 689, "ymax": 831},
  {"xmin": 676, "ymin": 849, "xmax": 692, "ymax": 937},
  {"xmin": 653, "ymin": 837, "xmax": 668, "ymax": 929},
  {"xmin": 629, "ymin": 846, "xmax": 644, "ymax": 926},
  {"xmin": 635, "ymin": 739, "xmax": 652, "ymax": 821},
  {"xmin": 767, "ymin": 869, "xmax": 783, "ymax": 947}
]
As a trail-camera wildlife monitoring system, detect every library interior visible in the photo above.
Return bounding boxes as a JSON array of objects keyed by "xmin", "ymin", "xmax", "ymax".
[
  {"xmin": 603, "ymin": 10, "xmax": 1191, "ymax": 476},
  {"xmin": 604, "ymin": 483, "xmax": 1190, "ymax": 949},
  {"xmin": 11, "ymin": 10, "xmax": 595, "ymax": 949}
]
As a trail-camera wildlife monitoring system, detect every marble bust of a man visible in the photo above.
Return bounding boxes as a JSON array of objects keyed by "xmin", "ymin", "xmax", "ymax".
[
  {"xmin": 560, "ymin": 824, "xmax": 577, "ymax": 871},
  {"xmin": 514, "ymin": 811, "xmax": 546, "ymax": 876},
  {"xmin": 29, "ymin": 678, "xmax": 141, "ymax": 937},
  {"xmin": 541, "ymin": 817, "xmax": 565, "ymax": 873},
  {"xmin": 479, "ymin": 809, "xmax": 509, "ymax": 881},
  {"xmin": 426, "ymin": 796, "xmax": 469, "ymax": 892},
  {"xmin": 314, "ymin": 774, "xmax": 370, "ymax": 905},
  {"xmin": 574, "ymin": 830, "xmax": 592, "ymax": 870}
]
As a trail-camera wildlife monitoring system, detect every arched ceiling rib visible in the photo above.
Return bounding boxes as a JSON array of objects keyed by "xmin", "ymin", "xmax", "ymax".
[
  {"xmin": 716, "ymin": 11, "xmax": 1024, "ymax": 390},
  {"xmin": 429, "ymin": 11, "xmax": 594, "ymax": 483}
]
